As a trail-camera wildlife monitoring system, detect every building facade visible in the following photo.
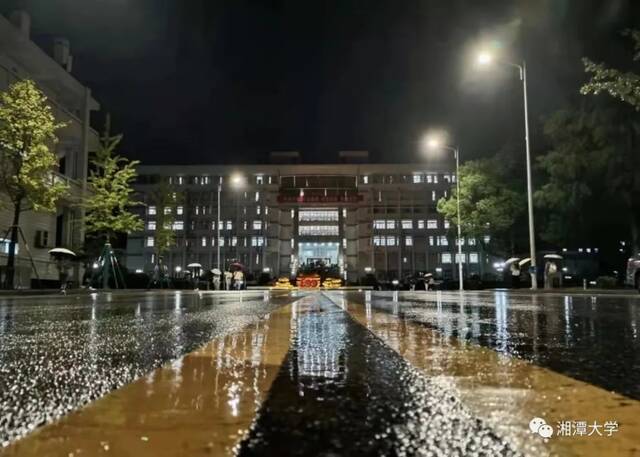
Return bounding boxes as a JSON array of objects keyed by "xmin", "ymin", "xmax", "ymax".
[
  {"xmin": 127, "ymin": 153, "xmax": 491, "ymax": 283},
  {"xmin": 0, "ymin": 11, "xmax": 100, "ymax": 286}
]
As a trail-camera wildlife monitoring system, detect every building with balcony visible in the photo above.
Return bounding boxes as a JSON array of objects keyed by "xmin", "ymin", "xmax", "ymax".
[
  {"xmin": 0, "ymin": 10, "xmax": 100, "ymax": 286},
  {"xmin": 126, "ymin": 152, "xmax": 491, "ymax": 284}
]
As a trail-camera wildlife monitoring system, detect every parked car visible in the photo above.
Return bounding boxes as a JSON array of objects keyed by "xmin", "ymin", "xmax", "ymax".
[{"xmin": 625, "ymin": 254, "xmax": 640, "ymax": 291}]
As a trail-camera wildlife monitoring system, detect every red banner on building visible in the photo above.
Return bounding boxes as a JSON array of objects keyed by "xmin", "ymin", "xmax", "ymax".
[{"xmin": 277, "ymin": 194, "xmax": 363, "ymax": 204}]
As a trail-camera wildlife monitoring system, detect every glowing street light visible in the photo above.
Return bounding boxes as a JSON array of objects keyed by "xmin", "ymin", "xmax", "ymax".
[
  {"xmin": 216, "ymin": 173, "xmax": 246, "ymax": 271},
  {"xmin": 475, "ymin": 49, "xmax": 538, "ymax": 289},
  {"xmin": 423, "ymin": 132, "xmax": 464, "ymax": 292}
]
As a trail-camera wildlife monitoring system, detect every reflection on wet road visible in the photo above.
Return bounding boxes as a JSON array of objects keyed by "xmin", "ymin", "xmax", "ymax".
[
  {"xmin": 1, "ymin": 290, "xmax": 639, "ymax": 456},
  {"xmin": 0, "ymin": 290, "xmax": 291, "ymax": 446}
]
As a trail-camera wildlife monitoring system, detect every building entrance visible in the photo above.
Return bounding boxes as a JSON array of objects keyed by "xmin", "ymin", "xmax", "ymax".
[{"xmin": 298, "ymin": 242, "xmax": 339, "ymax": 268}]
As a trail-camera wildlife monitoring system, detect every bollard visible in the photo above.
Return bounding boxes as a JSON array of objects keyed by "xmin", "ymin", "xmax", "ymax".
[{"xmin": 583, "ymin": 278, "xmax": 587, "ymax": 290}]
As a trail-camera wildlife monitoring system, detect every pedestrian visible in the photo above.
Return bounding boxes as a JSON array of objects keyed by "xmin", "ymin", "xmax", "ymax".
[
  {"xmin": 212, "ymin": 269, "xmax": 221, "ymax": 290},
  {"xmin": 544, "ymin": 261, "xmax": 560, "ymax": 288},
  {"xmin": 224, "ymin": 270, "xmax": 232, "ymax": 290},
  {"xmin": 233, "ymin": 269, "xmax": 244, "ymax": 290},
  {"xmin": 56, "ymin": 258, "xmax": 70, "ymax": 294},
  {"xmin": 510, "ymin": 263, "xmax": 521, "ymax": 289}
]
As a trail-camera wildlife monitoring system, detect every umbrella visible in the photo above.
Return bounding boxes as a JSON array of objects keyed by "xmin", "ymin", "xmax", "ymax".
[
  {"xmin": 424, "ymin": 273, "xmax": 433, "ymax": 277},
  {"xmin": 544, "ymin": 254, "xmax": 563, "ymax": 260},
  {"xmin": 48, "ymin": 248, "xmax": 76, "ymax": 257},
  {"xmin": 187, "ymin": 263, "xmax": 202, "ymax": 268},
  {"xmin": 211, "ymin": 268, "xmax": 222, "ymax": 275},
  {"xmin": 229, "ymin": 262, "xmax": 244, "ymax": 270},
  {"xmin": 505, "ymin": 257, "xmax": 520, "ymax": 265},
  {"xmin": 518, "ymin": 258, "xmax": 531, "ymax": 267}
]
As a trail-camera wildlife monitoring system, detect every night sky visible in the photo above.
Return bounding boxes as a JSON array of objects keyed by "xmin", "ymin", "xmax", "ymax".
[{"xmin": 3, "ymin": 0, "xmax": 639, "ymax": 164}]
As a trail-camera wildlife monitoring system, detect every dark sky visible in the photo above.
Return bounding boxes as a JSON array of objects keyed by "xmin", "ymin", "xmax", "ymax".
[{"xmin": 3, "ymin": 0, "xmax": 639, "ymax": 164}]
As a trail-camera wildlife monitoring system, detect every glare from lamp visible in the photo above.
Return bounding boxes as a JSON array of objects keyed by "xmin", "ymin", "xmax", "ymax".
[{"xmin": 477, "ymin": 52, "xmax": 493, "ymax": 65}]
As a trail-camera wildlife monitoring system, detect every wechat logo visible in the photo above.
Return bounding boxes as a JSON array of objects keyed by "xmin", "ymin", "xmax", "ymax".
[{"xmin": 529, "ymin": 417, "xmax": 554, "ymax": 439}]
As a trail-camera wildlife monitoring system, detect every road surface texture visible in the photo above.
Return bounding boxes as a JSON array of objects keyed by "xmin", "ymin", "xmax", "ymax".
[{"xmin": 1, "ymin": 289, "xmax": 639, "ymax": 456}]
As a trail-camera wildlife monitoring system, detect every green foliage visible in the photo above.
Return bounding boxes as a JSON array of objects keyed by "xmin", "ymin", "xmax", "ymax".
[
  {"xmin": 149, "ymin": 181, "xmax": 183, "ymax": 258},
  {"xmin": 84, "ymin": 125, "xmax": 143, "ymax": 242},
  {"xmin": 0, "ymin": 79, "xmax": 68, "ymax": 212},
  {"xmin": 436, "ymin": 158, "xmax": 524, "ymax": 246},
  {"xmin": 581, "ymin": 30, "xmax": 640, "ymax": 109}
]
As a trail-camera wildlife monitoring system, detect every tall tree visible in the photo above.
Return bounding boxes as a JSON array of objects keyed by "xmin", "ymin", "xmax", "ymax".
[
  {"xmin": 0, "ymin": 80, "xmax": 68, "ymax": 289},
  {"xmin": 148, "ymin": 181, "xmax": 182, "ymax": 263},
  {"xmin": 581, "ymin": 29, "xmax": 640, "ymax": 250},
  {"xmin": 84, "ymin": 122, "xmax": 143, "ymax": 244},
  {"xmin": 437, "ymin": 157, "xmax": 524, "ymax": 255}
]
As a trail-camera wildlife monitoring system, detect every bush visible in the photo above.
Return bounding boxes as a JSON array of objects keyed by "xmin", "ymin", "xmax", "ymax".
[{"xmin": 595, "ymin": 276, "xmax": 617, "ymax": 289}]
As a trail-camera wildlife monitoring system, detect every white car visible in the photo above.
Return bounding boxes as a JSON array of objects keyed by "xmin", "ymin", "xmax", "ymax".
[{"xmin": 626, "ymin": 254, "xmax": 640, "ymax": 291}]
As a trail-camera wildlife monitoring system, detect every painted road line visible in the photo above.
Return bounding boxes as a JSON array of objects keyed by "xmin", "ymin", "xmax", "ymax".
[
  {"xmin": 238, "ymin": 294, "xmax": 519, "ymax": 456},
  {"xmin": 1, "ymin": 304, "xmax": 294, "ymax": 457},
  {"xmin": 336, "ymin": 293, "xmax": 640, "ymax": 457}
]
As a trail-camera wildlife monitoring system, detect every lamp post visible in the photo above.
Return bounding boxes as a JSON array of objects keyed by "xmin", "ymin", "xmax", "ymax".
[
  {"xmin": 477, "ymin": 52, "xmax": 538, "ymax": 289},
  {"xmin": 424, "ymin": 134, "xmax": 464, "ymax": 291},
  {"xmin": 217, "ymin": 174, "xmax": 245, "ymax": 271}
]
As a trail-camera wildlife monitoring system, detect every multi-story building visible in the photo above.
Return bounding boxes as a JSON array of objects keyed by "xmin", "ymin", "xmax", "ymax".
[
  {"xmin": 126, "ymin": 152, "xmax": 491, "ymax": 283},
  {"xmin": 0, "ymin": 10, "xmax": 100, "ymax": 286}
]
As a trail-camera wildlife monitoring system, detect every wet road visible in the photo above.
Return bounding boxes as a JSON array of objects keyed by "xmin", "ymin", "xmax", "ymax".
[{"xmin": 1, "ymin": 290, "xmax": 639, "ymax": 456}]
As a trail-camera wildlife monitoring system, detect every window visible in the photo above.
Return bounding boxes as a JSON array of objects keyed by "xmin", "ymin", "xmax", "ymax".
[
  {"xmin": 442, "ymin": 253, "xmax": 452, "ymax": 264},
  {"xmin": 291, "ymin": 238, "xmax": 295, "ymax": 249},
  {"xmin": 469, "ymin": 252, "xmax": 479, "ymax": 264},
  {"xmin": 386, "ymin": 220, "xmax": 396, "ymax": 230},
  {"xmin": 405, "ymin": 236, "xmax": 413, "ymax": 246},
  {"xmin": 291, "ymin": 209, "xmax": 295, "ymax": 218},
  {"xmin": 455, "ymin": 253, "xmax": 466, "ymax": 263},
  {"xmin": 428, "ymin": 236, "xmax": 434, "ymax": 246},
  {"xmin": 468, "ymin": 238, "xmax": 477, "ymax": 246},
  {"xmin": 253, "ymin": 220, "xmax": 262, "ymax": 230},
  {"xmin": 257, "ymin": 206, "xmax": 261, "ymax": 215},
  {"xmin": 201, "ymin": 236, "xmax": 207, "ymax": 247},
  {"xmin": 373, "ymin": 236, "xmax": 385, "ymax": 246},
  {"xmin": 255, "ymin": 191, "xmax": 260, "ymax": 202},
  {"xmin": 444, "ymin": 220, "xmax": 450, "ymax": 229},
  {"xmin": 232, "ymin": 236, "xmax": 238, "ymax": 246},
  {"xmin": 177, "ymin": 176, "xmax": 184, "ymax": 185},
  {"xmin": 147, "ymin": 221, "xmax": 156, "ymax": 231},
  {"xmin": 483, "ymin": 235, "xmax": 491, "ymax": 244},
  {"xmin": 172, "ymin": 221, "xmax": 184, "ymax": 230},
  {"xmin": 164, "ymin": 207, "xmax": 172, "ymax": 215},
  {"xmin": 148, "ymin": 206, "xmax": 157, "ymax": 215},
  {"xmin": 299, "ymin": 210, "xmax": 339, "ymax": 221},
  {"xmin": 373, "ymin": 220, "xmax": 386, "ymax": 230},
  {"xmin": 456, "ymin": 238, "xmax": 465, "ymax": 246},
  {"xmin": 0, "ymin": 239, "xmax": 19, "ymax": 255},
  {"xmin": 401, "ymin": 220, "xmax": 413, "ymax": 230},
  {"xmin": 342, "ymin": 208, "xmax": 347, "ymax": 218},
  {"xmin": 298, "ymin": 225, "xmax": 339, "ymax": 236},
  {"xmin": 432, "ymin": 190, "xmax": 436, "ymax": 201},
  {"xmin": 226, "ymin": 221, "xmax": 232, "ymax": 230},
  {"xmin": 342, "ymin": 238, "xmax": 347, "ymax": 248},
  {"xmin": 413, "ymin": 174, "xmax": 422, "ymax": 184},
  {"xmin": 426, "ymin": 173, "xmax": 438, "ymax": 184},
  {"xmin": 176, "ymin": 206, "xmax": 183, "ymax": 215},
  {"xmin": 438, "ymin": 236, "xmax": 448, "ymax": 246},
  {"xmin": 427, "ymin": 219, "xmax": 438, "ymax": 229},
  {"xmin": 363, "ymin": 175, "xmax": 369, "ymax": 184},
  {"xmin": 386, "ymin": 236, "xmax": 397, "ymax": 246},
  {"xmin": 265, "ymin": 206, "xmax": 269, "ymax": 215},
  {"xmin": 251, "ymin": 236, "xmax": 264, "ymax": 247},
  {"xmin": 195, "ymin": 206, "xmax": 200, "ymax": 215},
  {"xmin": 256, "ymin": 175, "xmax": 263, "ymax": 185},
  {"xmin": 146, "ymin": 237, "xmax": 154, "ymax": 247},
  {"xmin": 218, "ymin": 237, "xmax": 225, "ymax": 247}
]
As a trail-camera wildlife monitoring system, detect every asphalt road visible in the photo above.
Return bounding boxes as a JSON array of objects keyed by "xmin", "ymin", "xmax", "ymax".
[{"xmin": 1, "ymin": 289, "xmax": 639, "ymax": 456}]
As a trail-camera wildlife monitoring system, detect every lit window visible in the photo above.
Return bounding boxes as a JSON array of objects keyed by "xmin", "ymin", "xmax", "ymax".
[
  {"xmin": 176, "ymin": 206, "xmax": 183, "ymax": 215},
  {"xmin": 256, "ymin": 175, "xmax": 263, "ymax": 185},
  {"xmin": 201, "ymin": 236, "xmax": 207, "ymax": 247},
  {"xmin": 439, "ymin": 236, "xmax": 448, "ymax": 246},
  {"xmin": 413, "ymin": 174, "xmax": 422, "ymax": 183},
  {"xmin": 386, "ymin": 220, "xmax": 396, "ymax": 230},
  {"xmin": 401, "ymin": 220, "xmax": 413, "ymax": 230},
  {"xmin": 195, "ymin": 206, "xmax": 200, "ymax": 215},
  {"xmin": 456, "ymin": 238, "xmax": 465, "ymax": 246},
  {"xmin": 432, "ymin": 190, "xmax": 436, "ymax": 201},
  {"xmin": 265, "ymin": 206, "xmax": 269, "ymax": 215},
  {"xmin": 442, "ymin": 253, "xmax": 452, "ymax": 264},
  {"xmin": 232, "ymin": 236, "xmax": 238, "ymax": 246},
  {"xmin": 428, "ymin": 236, "xmax": 434, "ymax": 246},
  {"xmin": 164, "ymin": 207, "xmax": 172, "ymax": 215},
  {"xmin": 373, "ymin": 236, "xmax": 385, "ymax": 246},
  {"xmin": 226, "ymin": 221, "xmax": 232, "ymax": 230},
  {"xmin": 373, "ymin": 220, "xmax": 386, "ymax": 230},
  {"xmin": 211, "ymin": 221, "xmax": 216, "ymax": 230},
  {"xmin": 468, "ymin": 238, "xmax": 476, "ymax": 246},
  {"xmin": 177, "ymin": 176, "xmax": 184, "ymax": 185},
  {"xmin": 469, "ymin": 253, "xmax": 479, "ymax": 264},
  {"xmin": 363, "ymin": 175, "xmax": 369, "ymax": 184},
  {"xmin": 444, "ymin": 220, "xmax": 450, "ymax": 229},
  {"xmin": 257, "ymin": 206, "xmax": 261, "ymax": 215},
  {"xmin": 253, "ymin": 220, "xmax": 262, "ymax": 230},
  {"xmin": 299, "ymin": 210, "xmax": 339, "ymax": 221},
  {"xmin": 163, "ymin": 222, "xmax": 171, "ymax": 230},
  {"xmin": 291, "ymin": 209, "xmax": 295, "ymax": 218},
  {"xmin": 218, "ymin": 237, "xmax": 225, "ymax": 247},
  {"xmin": 147, "ymin": 221, "xmax": 156, "ymax": 231},
  {"xmin": 427, "ymin": 219, "xmax": 438, "ymax": 229},
  {"xmin": 148, "ymin": 206, "xmax": 156, "ymax": 215},
  {"xmin": 405, "ymin": 236, "xmax": 413, "ymax": 246},
  {"xmin": 255, "ymin": 191, "xmax": 260, "ymax": 202},
  {"xmin": 251, "ymin": 236, "xmax": 265, "ymax": 247},
  {"xmin": 483, "ymin": 235, "xmax": 491, "ymax": 244},
  {"xmin": 146, "ymin": 237, "xmax": 154, "ymax": 247},
  {"xmin": 342, "ymin": 208, "xmax": 347, "ymax": 218},
  {"xmin": 386, "ymin": 236, "xmax": 397, "ymax": 246},
  {"xmin": 455, "ymin": 253, "xmax": 466, "ymax": 263},
  {"xmin": 298, "ymin": 226, "xmax": 339, "ymax": 236},
  {"xmin": 417, "ymin": 220, "xmax": 425, "ymax": 229},
  {"xmin": 291, "ymin": 238, "xmax": 295, "ymax": 249},
  {"xmin": 342, "ymin": 238, "xmax": 347, "ymax": 249},
  {"xmin": 172, "ymin": 221, "xmax": 184, "ymax": 230}
]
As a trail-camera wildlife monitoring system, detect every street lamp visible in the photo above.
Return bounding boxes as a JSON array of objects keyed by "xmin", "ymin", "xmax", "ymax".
[
  {"xmin": 217, "ymin": 173, "xmax": 245, "ymax": 271},
  {"xmin": 476, "ymin": 51, "xmax": 538, "ymax": 289},
  {"xmin": 423, "ymin": 133, "xmax": 464, "ymax": 292}
]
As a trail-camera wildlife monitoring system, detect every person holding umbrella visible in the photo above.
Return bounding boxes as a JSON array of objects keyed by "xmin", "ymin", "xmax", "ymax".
[
  {"xmin": 187, "ymin": 263, "xmax": 202, "ymax": 290},
  {"xmin": 48, "ymin": 248, "xmax": 76, "ymax": 294},
  {"xmin": 211, "ymin": 268, "xmax": 222, "ymax": 290}
]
